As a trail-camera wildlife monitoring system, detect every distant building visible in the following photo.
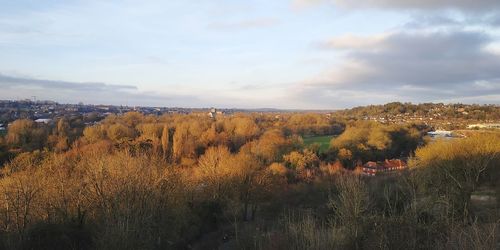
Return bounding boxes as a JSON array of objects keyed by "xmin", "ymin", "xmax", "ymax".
[
  {"xmin": 363, "ymin": 161, "xmax": 379, "ymax": 176},
  {"xmin": 208, "ymin": 107, "xmax": 218, "ymax": 119},
  {"xmin": 35, "ymin": 118, "xmax": 52, "ymax": 124},
  {"xmin": 427, "ymin": 130, "xmax": 452, "ymax": 137},
  {"xmin": 382, "ymin": 159, "xmax": 406, "ymax": 171},
  {"xmin": 362, "ymin": 159, "xmax": 407, "ymax": 176},
  {"xmin": 467, "ymin": 123, "xmax": 500, "ymax": 129}
]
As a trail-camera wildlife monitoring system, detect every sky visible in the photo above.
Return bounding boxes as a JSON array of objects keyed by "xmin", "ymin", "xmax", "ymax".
[{"xmin": 0, "ymin": 0, "xmax": 499, "ymax": 109}]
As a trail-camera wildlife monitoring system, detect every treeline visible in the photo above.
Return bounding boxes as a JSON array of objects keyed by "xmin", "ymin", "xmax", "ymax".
[
  {"xmin": 0, "ymin": 111, "xmax": 498, "ymax": 249},
  {"xmin": 336, "ymin": 102, "xmax": 500, "ymax": 120},
  {"xmin": 0, "ymin": 113, "xmax": 325, "ymax": 164}
]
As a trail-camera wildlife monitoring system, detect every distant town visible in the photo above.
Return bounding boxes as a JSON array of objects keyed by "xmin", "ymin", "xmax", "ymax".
[
  {"xmin": 0, "ymin": 99, "xmax": 240, "ymax": 130},
  {"xmin": 0, "ymin": 100, "xmax": 499, "ymax": 134}
]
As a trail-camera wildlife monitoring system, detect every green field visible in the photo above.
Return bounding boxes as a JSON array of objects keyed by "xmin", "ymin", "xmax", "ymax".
[{"xmin": 303, "ymin": 135, "xmax": 335, "ymax": 153}]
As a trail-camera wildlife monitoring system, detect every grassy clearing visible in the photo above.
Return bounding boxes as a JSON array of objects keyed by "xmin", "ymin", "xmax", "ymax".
[{"xmin": 303, "ymin": 135, "xmax": 334, "ymax": 153}]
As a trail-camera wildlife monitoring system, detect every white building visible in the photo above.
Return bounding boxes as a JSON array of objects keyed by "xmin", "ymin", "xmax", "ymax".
[
  {"xmin": 427, "ymin": 130, "xmax": 452, "ymax": 137},
  {"xmin": 467, "ymin": 123, "xmax": 500, "ymax": 129},
  {"xmin": 35, "ymin": 118, "xmax": 52, "ymax": 124},
  {"xmin": 208, "ymin": 108, "xmax": 217, "ymax": 118}
]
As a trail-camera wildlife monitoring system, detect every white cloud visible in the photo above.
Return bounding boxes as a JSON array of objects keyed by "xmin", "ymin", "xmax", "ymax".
[{"xmin": 319, "ymin": 34, "xmax": 388, "ymax": 50}]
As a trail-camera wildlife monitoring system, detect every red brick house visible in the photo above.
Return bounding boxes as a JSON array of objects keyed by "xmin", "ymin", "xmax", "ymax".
[{"xmin": 362, "ymin": 159, "xmax": 407, "ymax": 176}]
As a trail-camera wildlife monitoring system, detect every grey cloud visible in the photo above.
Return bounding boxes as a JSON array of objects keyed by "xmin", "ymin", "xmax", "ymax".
[
  {"xmin": 321, "ymin": 31, "xmax": 499, "ymax": 87},
  {"xmin": 296, "ymin": 0, "xmax": 500, "ymax": 12},
  {"xmin": 295, "ymin": 30, "xmax": 500, "ymax": 108},
  {"xmin": 0, "ymin": 74, "xmax": 136, "ymax": 92},
  {"xmin": 404, "ymin": 13, "xmax": 500, "ymax": 29},
  {"xmin": 291, "ymin": 84, "xmax": 401, "ymax": 109},
  {"xmin": 403, "ymin": 15, "xmax": 462, "ymax": 29},
  {"xmin": 0, "ymin": 73, "xmax": 203, "ymax": 107}
]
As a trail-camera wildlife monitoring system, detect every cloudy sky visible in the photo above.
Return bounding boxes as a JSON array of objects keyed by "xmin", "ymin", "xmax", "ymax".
[{"xmin": 1, "ymin": 0, "xmax": 499, "ymax": 109}]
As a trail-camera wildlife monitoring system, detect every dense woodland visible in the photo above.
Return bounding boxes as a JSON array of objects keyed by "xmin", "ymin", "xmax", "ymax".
[{"xmin": 0, "ymin": 110, "xmax": 498, "ymax": 249}]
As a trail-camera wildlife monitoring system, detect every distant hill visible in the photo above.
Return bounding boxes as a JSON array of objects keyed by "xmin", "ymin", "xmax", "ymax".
[{"xmin": 333, "ymin": 102, "xmax": 500, "ymax": 121}]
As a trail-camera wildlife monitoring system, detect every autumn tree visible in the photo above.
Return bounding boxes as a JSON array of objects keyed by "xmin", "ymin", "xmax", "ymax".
[
  {"xmin": 197, "ymin": 146, "xmax": 233, "ymax": 200},
  {"xmin": 83, "ymin": 125, "xmax": 107, "ymax": 143},
  {"xmin": 268, "ymin": 162, "xmax": 288, "ymax": 176},
  {"xmin": 331, "ymin": 121, "xmax": 423, "ymax": 163},
  {"xmin": 6, "ymin": 119, "xmax": 47, "ymax": 151},
  {"xmin": 135, "ymin": 123, "xmax": 163, "ymax": 154},
  {"xmin": 283, "ymin": 149, "xmax": 320, "ymax": 179},
  {"xmin": 172, "ymin": 123, "xmax": 191, "ymax": 161},
  {"xmin": 56, "ymin": 118, "xmax": 70, "ymax": 137},
  {"xmin": 243, "ymin": 129, "xmax": 298, "ymax": 164},
  {"xmin": 54, "ymin": 136, "xmax": 69, "ymax": 152},
  {"xmin": 285, "ymin": 113, "xmax": 344, "ymax": 136},
  {"xmin": 411, "ymin": 133, "xmax": 500, "ymax": 222},
  {"xmin": 227, "ymin": 116, "xmax": 260, "ymax": 150},
  {"xmin": 106, "ymin": 123, "xmax": 136, "ymax": 142},
  {"xmin": 337, "ymin": 148, "xmax": 353, "ymax": 168},
  {"xmin": 200, "ymin": 123, "xmax": 230, "ymax": 147},
  {"xmin": 121, "ymin": 112, "xmax": 144, "ymax": 128},
  {"xmin": 0, "ymin": 162, "xmax": 44, "ymax": 241},
  {"xmin": 232, "ymin": 152, "xmax": 271, "ymax": 221},
  {"xmin": 161, "ymin": 124, "xmax": 170, "ymax": 159}
]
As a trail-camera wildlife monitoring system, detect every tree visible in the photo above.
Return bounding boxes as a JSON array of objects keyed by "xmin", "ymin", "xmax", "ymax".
[
  {"xmin": 268, "ymin": 162, "xmax": 288, "ymax": 176},
  {"xmin": 246, "ymin": 129, "xmax": 297, "ymax": 164},
  {"xmin": 83, "ymin": 125, "xmax": 107, "ymax": 143},
  {"xmin": 137, "ymin": 123, "xmax": 162, "ymax": 141},
  {"xmin": 135, "ymin": 123, "xmax": 163, "ymax": 154},
  {"xmin": 197, "ymin": 146, "xmax": 233, "ymax": 201},
  {"xmin": 54, "ymin": 136, "xmax": 69, "ymax": 152},
  {"xmin": 56, "ymin": 118, "xmax": 70, "ymax": 137},
  {"xmin": 233, "ymin": 118, "xmax": 259, "ymax": 138},
  {"xmin": 411, "ymin": 133, "xmax": 500, "ymax": 222},
  {"xmin": 6, "ymin": 119, "xmax": 47, "ymax": 151},
  {"xmin": 329, "ymin": 173, "xmax": 369, "ymax": 249},
  {"xmin": 331, "ymin": 121, "xmax": 423, "ymax": 162},
  {"xmin": 161, "ymin": 125, "xmax": 170, "ymax": 159},
  {"xmin": 337, "ymin": 148, "xmax": 353, "ymax": 168},
  {"xmin": 106, "ymin": 124, "xmax": 136, "ymax": 142},
  {"xmin": 6, "ymin": 119, "xmax": 35, "ymax": 146},
  {"xmin": 0, "ymin": 168, "xmax": 42, "ymax": 239},
  {"xmin": 232, "ymin": 152, "xmax": 271, "ymax": 221},
  {"xmin": 122, "ymin": 112, "xmax": 144, "ymax": 128},
  {"xmin": 172, "ymin": 123, "xmax": 190, "ymax": 161},
  {"xmin": 283, "ymin": 149, "xmax": 319, "ymax": 172}
]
